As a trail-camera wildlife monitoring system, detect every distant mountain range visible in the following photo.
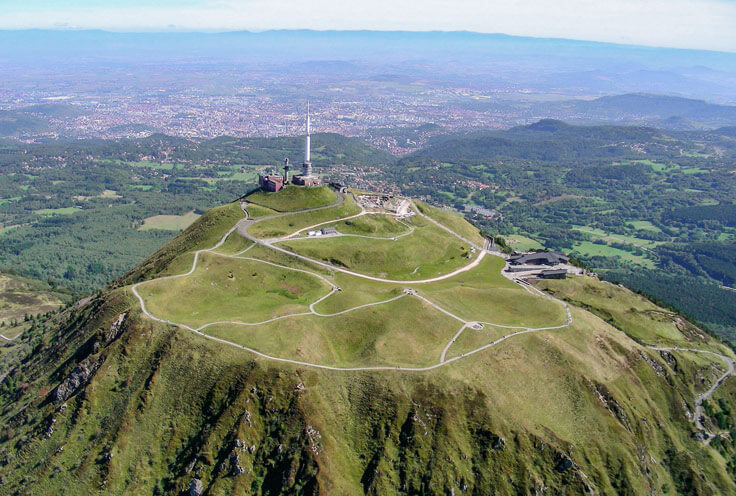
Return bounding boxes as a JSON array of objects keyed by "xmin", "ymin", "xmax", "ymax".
[{"xmin": 555, "ymin": 93, "xmax": 736, "ymax": 129}]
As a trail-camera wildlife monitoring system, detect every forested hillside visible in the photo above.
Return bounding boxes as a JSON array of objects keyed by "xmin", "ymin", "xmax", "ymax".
[
  {"xmin": 379, "ymin": 121, "xmax": 736, "ymax": 344},
  {"xmin": 0, "ymin": 134, "xmax": 390, "ymax": 291}
]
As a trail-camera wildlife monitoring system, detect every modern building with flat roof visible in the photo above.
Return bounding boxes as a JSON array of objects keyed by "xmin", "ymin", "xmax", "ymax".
[{"xmin": 508, "ymin": 251, "xmax": 570, "ymax": 266}]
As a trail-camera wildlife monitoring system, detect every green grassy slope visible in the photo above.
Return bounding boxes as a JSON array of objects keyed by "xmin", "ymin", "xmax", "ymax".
[
  {"xmin": 278, "ymin": 217, "xmax": 472, "ymax": 280},
  {"xmin": 246, "ymin": 185, "xmax": 337, "ymax": 212},
  {"xmin": 321, "ymin": 214, "xmax": 410, "ymax": 237},
  {"xmin": 114, "ymin": 202, "xmax": 245, "ymax": 286},
  {"xmin": 2, "ymin": 279, "xmax": 734, "ymax": 494},
  {"xmin": 3, "ymin": 194, "xmax": 736, "ymax": 495},
  {"xmin": 416, "ymin": 201, "xmax": 485, "ymax": 246},
  {"xmin": 247, "ymin": 196, "xmax": 361, "ymax": 239},
  {"xmin": 142, "ymin": 254, "xmax": 331, "ymax": 328}
]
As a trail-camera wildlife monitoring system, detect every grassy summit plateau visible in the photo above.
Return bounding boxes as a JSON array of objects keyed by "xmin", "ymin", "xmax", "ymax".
[{"xmin": 2, "ymin": 186, "xmax": 736, "ymax": 495}]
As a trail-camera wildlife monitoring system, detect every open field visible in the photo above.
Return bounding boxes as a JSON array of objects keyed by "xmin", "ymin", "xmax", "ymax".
[
  {"xmin": 204, "ymin": 296, "xmax": 461, "ymax": 368},
  {"xmin": 133, "ymin": 188, "xmax": 569, "ymax": 369},
  {"xmin": 247, "ymin": 196, "xmax": 361, "ymax": 238},
  {"xmin": 419, "ymin": 256, "xmax": 568, "ymax": 327},
  {"xmin": 320, "ymin": 214, "xmax": 410, "ymax": 237},
  {"xmin": 627, "ymin": 220, "xmax": 662, "ymax": 232},
  {"xmin": 119, "ymin": 202, "xmax": 246, "ymax": 283},
  {"xmin": 572, "ymin": 226, "xmax": 662, "ymax": 249},
  {"xmin": 246, "ymin": 185, "xmax": 337, "ymax": 212},
  {"xmin": 211, "ymin": 230, "xmax": 254, "ymax": 255},
  {"xmin": 97, "ymin": 158, "xmax": 176, "ymax": 170},
  {"xmin": 33, "ymin": 206, "xmax": 82, "ymax": 216},
  {"xmin": 278, "ymin": 215, "xmax": 474, "ymax": 280},
  {"xmin": 0, "ymin": 273, "xmax": 65, "ymax": 327},
  {"xmin": 244, "ymin": 203, "xmax": 278, "ymax": 219},
  {"xmin": 139, "ymin": 211, "xmax": 201, "ymax": 231},
  {"xmin": 415, "ymin": 201, "xmax": 485, "ymax": 246},
  {"xmin": 572, "ymin": 241, "xmax": 656, "ymax": 268},
  {"xmin": 141, "ymin": 253, "xmax": 331, "ymax": 328},
  {"xmin": 504, "ymin": 234, "xmax": 545, "ymax": 251}
]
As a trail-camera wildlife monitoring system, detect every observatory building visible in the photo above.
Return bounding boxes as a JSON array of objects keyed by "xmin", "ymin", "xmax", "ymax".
[{"xmin": 292, "ymin": 102, "xmax": 322, "ymax": 187}]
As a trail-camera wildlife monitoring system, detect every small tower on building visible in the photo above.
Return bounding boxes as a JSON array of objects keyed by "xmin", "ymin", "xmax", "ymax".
[{"xmin": 283, "ymin": 158, "xmax": 290, "ymax": 184}]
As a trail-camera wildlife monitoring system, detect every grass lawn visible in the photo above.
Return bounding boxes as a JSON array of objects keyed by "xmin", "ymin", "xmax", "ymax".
[
  {"xmin": 203, "ymin": 295, "xmax": 461, "ymax": 368},
  {"xmin": 248, "ymin": 196, "xmax": 361, "ymax": 238},
  {"xmin": 246, "ymin": 185, "xmax": 337, "ymax": 212},
  {"xmin": 572, "ymin": 241, "xmax": 655, "ymax": 268},
  {"xmin": 34, "ymin": 207, "xmax": 82, "ymax": 216},
  {"xmin": 415, "ymin": 201, "xmax": 485, "ymax": 246},
  {"xmin": 320, "ymin": 214, "xmax": 410, "ymax": 237},
  {"xmin": 504, "ymin": 234, "xmax": 544, "ymax": 251},
  {"xmin": 139, "ymin": 211, "xmax": 201, "ymax": 231},
  {"xmin": 244, "ymin": 203, "xmax": 278, "ymax": 219},
  {"xmin": 627, "ymin": 220, "xmax": 662, "ymax": 232},
  {"xmin": 212, "ymin": 231, "xmax": 254, "ymax": 255},
  {"xmin": 419, "ymin": 256, "xmax": 568, "ymax": 328},
  {"xmin": 141, "ymin": 253, "xmax": 331, "ymax": 328},
  {"xmin": 278, "ymin": 215, "xmax": 475, "ymax": 280}
]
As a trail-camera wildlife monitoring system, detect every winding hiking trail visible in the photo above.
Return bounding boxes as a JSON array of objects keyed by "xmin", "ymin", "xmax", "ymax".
[
  {"xmin": 130, "ymin": 195, "xmax": 566, "ymax": 372},
  {"xmin": 128, "ymin": 191, "xmax": 734, "ymax": 436}
]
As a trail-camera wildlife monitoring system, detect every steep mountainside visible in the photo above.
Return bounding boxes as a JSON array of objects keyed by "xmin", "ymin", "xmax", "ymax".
[{"xmin": 1, "ymin": 190, "xmax": 736, "ymax": 495}]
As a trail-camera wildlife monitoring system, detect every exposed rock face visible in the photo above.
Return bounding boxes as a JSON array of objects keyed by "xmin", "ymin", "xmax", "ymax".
[
  {"xmin": 492, "ymin": 436, "xmax": 506, "ymax": 450},
  {"xmin": 51, "ymin": 313, "xmax": 127, "ymax": 404},
  {"xmin": 52, "ymin": 356, "xmax": 102, "ymax": 403},
  {"xmin": 555, "ymin": 456, "xmax": 574, "ymax": 472},
  {"xmin": 188, "ymin": 478, "xmax": 203, "ymax": 496},
  {"xmin": 105, "ymin": 313, "xmax": 127, "ymax": 344}
]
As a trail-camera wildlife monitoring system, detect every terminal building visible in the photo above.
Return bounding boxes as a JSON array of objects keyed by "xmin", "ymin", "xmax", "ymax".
[
  {"xmin": 508, "ymin": 251, "xmax": 570, "ymax": 266},
  {"xmin": 258, "ymin": 103, "xmax": 321, "ymax": 191}
]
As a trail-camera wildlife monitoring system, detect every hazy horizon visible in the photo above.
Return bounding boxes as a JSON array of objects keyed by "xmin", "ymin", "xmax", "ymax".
[{"xmin": 2, "ymin": 0, "xmax": 735, "ymax": 52}]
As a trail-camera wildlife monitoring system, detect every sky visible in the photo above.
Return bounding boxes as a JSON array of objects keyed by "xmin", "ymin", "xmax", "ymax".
[{"xmin": 1, "ymin": 0, "xmax": 735, "ymax": 52}]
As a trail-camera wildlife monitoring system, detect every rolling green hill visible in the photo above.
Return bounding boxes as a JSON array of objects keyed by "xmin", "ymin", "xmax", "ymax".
[{"xmin": 2, "ymin": 187, "xmax": 736, "ymax": 495}]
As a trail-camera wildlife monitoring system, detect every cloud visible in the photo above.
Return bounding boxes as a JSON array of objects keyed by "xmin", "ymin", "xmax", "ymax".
[{"xmin": 0, "ymin": 0, "xmax": 734, "ymax": 52}]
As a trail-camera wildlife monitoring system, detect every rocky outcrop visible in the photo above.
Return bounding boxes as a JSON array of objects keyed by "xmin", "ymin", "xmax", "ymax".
[
  {"xmin": 105, "ymin": 313, "xmax": 127, "ymax": 345},
  {"xmin": 52, "ymin": 355, "xmax": 102, "ymax": 403},
  {"xmin": 188, "ymin": 478, "xmax": 203, "ymax": 496},
  {"xmin": 492, "ymin": 435, "xmax": 506, "ymax": 450}
]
